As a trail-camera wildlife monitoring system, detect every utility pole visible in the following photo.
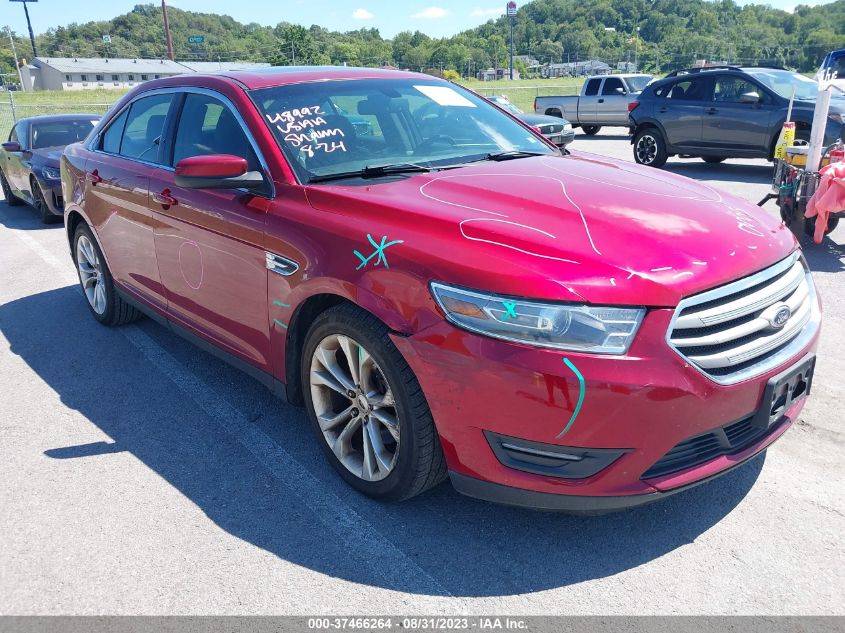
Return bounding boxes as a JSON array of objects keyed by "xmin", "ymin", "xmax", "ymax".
[
  {"xmin": 9, "ymin": 1, "xmax": 38, "ymax": 57},
  {"xmin": 291, "ymin": 41, "xmax": 295, "ymax": 65},
  {"xmin": 6, "ymin": 25, "xmax": 23, "ymax": 89},
  {"xmin": 506, "ymin": 1, "xmax": 517, "ymax": 79},
  {"xmin": 161, "ymin": 0, "xmax": 174, "ymax": 61}
]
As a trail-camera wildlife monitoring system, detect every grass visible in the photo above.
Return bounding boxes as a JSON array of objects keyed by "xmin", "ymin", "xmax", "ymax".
[{"xmin": 0, "ymin": 78, "xmax": 585, "ymax": 130}]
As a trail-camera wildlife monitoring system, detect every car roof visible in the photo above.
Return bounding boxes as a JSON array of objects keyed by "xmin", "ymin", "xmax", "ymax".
[
  {"xmin": 19, "ymin": 113, "xmax": 101, "ymax": 125},
  {"xmin": 205, "ymin": 65, "xmax": 432, "ymax": 90}
]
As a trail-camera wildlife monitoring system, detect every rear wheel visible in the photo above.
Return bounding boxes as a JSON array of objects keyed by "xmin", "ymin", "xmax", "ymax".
[
  {"xmin": 702, "ymin": 156, "xmax": 726, "ymax": 164},
  {"xmin": 302, "ymin": 303, "xmax": 446, "ymax": 501},
  {"xmin": 0, "ymin": 169, "xmax": 22, "ymax": 206},
  {"xmin": 582, "ymin": 125, "xmax": 601, "ymax": 136},
  {"xmin": 633, "ymin": 128, "xmax": 668, "ymax": 167},
  {"xmin": 31, "ymin": 178, "xmax": 58, "ymax": 224},
  {"xmin": 73, "ymin": 223, "xmax": 141, "ymax": 325}
]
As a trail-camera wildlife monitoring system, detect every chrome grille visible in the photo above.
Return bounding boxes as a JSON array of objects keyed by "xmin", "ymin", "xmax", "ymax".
[
  {"xmin": 538, "ymin": 123, "xmax": 564, "ymax": 134},
  {"xmin": 667, "ymin": 253, "xmax": 819, "ymax": 385}
]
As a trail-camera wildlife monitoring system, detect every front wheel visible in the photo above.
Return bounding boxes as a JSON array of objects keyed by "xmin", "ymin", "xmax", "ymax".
[
  {"xmin": 582, "ymin": 125, "xmax": 601, "ymax": 136},
  {"xmin": 633, "ymin": 128, "xmax": 668, "ymax": 167},
  {"xmin": 804, "ymin": 214, "xmax": 841, "ymax": 238},
  {"xmin": 32, "ymin": 178, "xmax": 58, "ymax": 223},
  {"xmin": 73, "ymin": 223, "xmax": 142, "ymax": 325},
  {"xmin": 302, "ymin": 303, "xmax": 446, "ymax": 501}
]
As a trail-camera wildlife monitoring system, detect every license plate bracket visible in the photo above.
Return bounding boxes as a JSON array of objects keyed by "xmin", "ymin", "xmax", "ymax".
[{"xmin": 751, "ymin": 354, "xmax": 815, "ymax": 429}]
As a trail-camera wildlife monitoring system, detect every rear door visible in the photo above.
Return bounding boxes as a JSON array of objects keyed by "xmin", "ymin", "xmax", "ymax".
[
  {"xmin": 701, "ymin": 75, "xmax": 778, "ymax": 154},
  {"xmin": 596, "ymin": 76, "xmax": 630, "ymax": 125},
  {"xmin": 82, "ymin": 92, "xmax": 175, "ymax": 313},
  {"xmin": 4, "ymin": 121, "xmax": 28, "ymax": 193},
  {"xmin": 654, "ymin": 76, "xmax": 712, "ymax": 149},
  {"xmin": 578, "ymin": 78, "xmax": 602, "ymax": 124},
  {"xmin": 149, "ymin": 89, "xmax": 273, "ymax": 373}
]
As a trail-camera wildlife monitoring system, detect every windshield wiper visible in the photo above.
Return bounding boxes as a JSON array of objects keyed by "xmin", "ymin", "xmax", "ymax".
[
  {"xmin": 483, "ymin": 150, "xmax": 550, "ymax": 162},
  {"xmin": 309, "ymin": 163, "xmax": 433, "ymax": 184}
]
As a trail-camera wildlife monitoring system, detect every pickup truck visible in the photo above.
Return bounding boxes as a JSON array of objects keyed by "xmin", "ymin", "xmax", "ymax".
[{"xmin": 534, "ymin": 74, "xmax": 653, "ymax": 135}]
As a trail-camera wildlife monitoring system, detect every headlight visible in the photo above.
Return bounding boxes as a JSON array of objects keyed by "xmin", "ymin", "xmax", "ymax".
[
  {"xmin": 41, "ymin": 166, "xmax": 60, "ymax": 180},
  {"xmin": 430, "ymin": 282, "xmax": 645, "ymax": 354},
  {"xmin": 562, "ymin": 123, "xmax": 573, "ymax": 131}
]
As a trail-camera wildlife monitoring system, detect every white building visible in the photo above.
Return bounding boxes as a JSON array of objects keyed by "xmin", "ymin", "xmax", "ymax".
[{"xmin": 21, "ymin": 57, "xmax": 269, "ymax": 91}]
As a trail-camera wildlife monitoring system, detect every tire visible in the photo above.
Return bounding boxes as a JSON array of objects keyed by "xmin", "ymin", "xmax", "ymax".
[
  {"xmin": 301, "ymin": 303, "xmax": 447, "ymax": 501},
  {"xmin": 73, "ymin": 223, "xmax": 142, "ymax": 326},
  {"xmin": 0, "ymin": 169, "xmax": 23, "ymax": 206},
  {"xmin": 804, "ymin": 214, "xmax": 840, "ymax": 238},
  {"xmin": 32, "ymin": 178, "xmax": 59, "ymax": 224},
  {"xmin": 582, "ymin": 125, "xmax": 601, "ymax": 136},
  {"xmin": 633, "ymin": 128, "xmax": 668, "ymax": 167},
  {"xmin": 702, "ymin": 156, "xmax": 726, "ymax": 164}
]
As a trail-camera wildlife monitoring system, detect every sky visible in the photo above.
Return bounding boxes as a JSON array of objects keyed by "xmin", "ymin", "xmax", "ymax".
[{"xmin": 3, "ymin": 0, "xmax": 837, "ymax": 40}]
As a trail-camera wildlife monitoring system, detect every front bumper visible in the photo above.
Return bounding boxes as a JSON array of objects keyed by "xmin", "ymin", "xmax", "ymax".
[
  {"xmin": 544, "ymin": 129, "xmax": 575, "ymax": 147},
  {"xmin": 390, "ymin": 303, "xmax": 819, "ymax": 510},
  {"xmin": 36, "ymin": 177, "xmax": 64, "ymax": 216}
]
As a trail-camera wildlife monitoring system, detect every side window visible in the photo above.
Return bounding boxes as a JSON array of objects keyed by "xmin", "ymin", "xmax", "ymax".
[
  {"xmin": 602, "ymin": 77, "xmax": 625, "ymax": 95},
  {"xmin": 100, "ymin": 108, "xmax": 129, "ymax": 154},
  {"xmin": 713, "ymin": 77, "xmax": 768, "ymax": 103},
  {"xmin": 584, "ymin": 79, "xmax": 600, "ymax": 96},
  {"xmin": 172, "ymin": 93, "xmax": 259, "ymax": 170},
  {"xmin": 663, "ymin": 79, "xmax": 709, "ymax": 101},
  {"xmin": 118, "ymin": 94, "xmax": 174, "ymax": 163}
]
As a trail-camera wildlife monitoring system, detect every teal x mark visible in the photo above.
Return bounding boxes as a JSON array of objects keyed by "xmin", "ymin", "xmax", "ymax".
[
  {"xmin": 354, "ymin": 234, "xmax": 404, "ymax": 271},
  {"xmin": 501, "ymin": 301, "xmax": 518, "ymax": 320}
]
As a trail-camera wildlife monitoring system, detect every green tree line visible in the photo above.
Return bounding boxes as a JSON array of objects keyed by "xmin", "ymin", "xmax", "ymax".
[{"xmin": 2, "ymin": 0, "xmax": 844, "ymax": 81}]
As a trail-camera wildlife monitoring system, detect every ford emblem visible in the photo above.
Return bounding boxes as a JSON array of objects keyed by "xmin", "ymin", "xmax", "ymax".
[{"xmin": 771, "ymin": 306, "xmax": 791, "ymax": 328}]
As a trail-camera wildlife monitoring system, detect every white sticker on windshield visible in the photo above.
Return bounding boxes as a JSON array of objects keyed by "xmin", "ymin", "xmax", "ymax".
[{"xmin": 414, "ymin": 85, "xmax": 476, "ymax": 108}]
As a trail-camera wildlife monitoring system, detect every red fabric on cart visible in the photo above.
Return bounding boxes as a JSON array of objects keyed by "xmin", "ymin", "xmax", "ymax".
[{"xmin": 806, "ymin": 162, "xmax": 845, "ymax": 243}]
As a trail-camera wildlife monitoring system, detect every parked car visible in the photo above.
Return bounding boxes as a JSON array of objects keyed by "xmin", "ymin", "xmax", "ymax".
[
  {"xmin": 629, "ymin": 66, "xmax": 845, "ymax": 167},
  {"xmin": 62, "ymin": 68, "xmax": 820, "ymax": 512},
  {"xmin": 534, "ymin": 73, "xmax": 653, "ymax": 135},
  {"xmin": 1, "ymin": 114, "xmax": 100, "ymax": 222},
  {"xmin": 486, "ymin": 95, "xmax": 575, "ymax": 147}
]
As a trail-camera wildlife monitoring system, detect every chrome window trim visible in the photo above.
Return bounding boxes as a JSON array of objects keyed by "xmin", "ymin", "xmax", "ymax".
[
  {"xmin": 665, "ymin": 251, "xmax": 821, "ymax": 386},
  {"xmin": 88, "ymin": 86, "xmax": 275, "ymax": 198}
]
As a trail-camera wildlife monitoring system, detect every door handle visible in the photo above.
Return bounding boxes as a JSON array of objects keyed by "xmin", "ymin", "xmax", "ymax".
[
  {"xmin": 705, "ymin": 107, "xmax": 718, "ymax": 114},
  {"xmin": 153, "ymin": 188, "xmax": 178, "ymax": 207},
  {"xmin": 88, "ymin": 169, "xmax": 102, "ymax": 185},
  {"xmin": 598, "ymin": 98, "xmax": 605, "ymax": 103},
  {"xmin": 658, "ymin": 107, "xmax": 668, "ymax": 113}
]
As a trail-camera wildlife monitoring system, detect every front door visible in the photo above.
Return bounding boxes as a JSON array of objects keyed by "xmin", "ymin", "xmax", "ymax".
[
  {"xmin": 596, "ymin": 76, "xmax": 630, "ymax": 125},
  {"xmin": 701, "ymin": 75, "xmax": 777, "ymax": 153},
  {"xmin": 4, "ymin": 121, "xmax": 28, "ymax": 194},
  {"xmin": 150, "ymin": 90, "xmax": 272, "ymax": 373}
]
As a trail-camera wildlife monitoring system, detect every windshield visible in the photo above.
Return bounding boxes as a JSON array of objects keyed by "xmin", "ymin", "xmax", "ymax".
[
  {"xmin": 746, "ymin": 69, "xmax": 824, "ymax": 100},
  {"xmin": 250, "ymin": 78, "xmax": 555, "ymax": 183},
  {"xmin": 625, "ymin": 75, "xmax": 653, "ymax": 93},
  {"xmin": 31, "ymin": 119, "xmax": 96, "ymax": 149}
]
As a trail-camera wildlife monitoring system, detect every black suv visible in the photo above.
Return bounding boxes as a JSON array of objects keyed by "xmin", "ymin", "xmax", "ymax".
[{"xmin": 629, "ymin": 66, "xmax": 845, "ymax": 167}]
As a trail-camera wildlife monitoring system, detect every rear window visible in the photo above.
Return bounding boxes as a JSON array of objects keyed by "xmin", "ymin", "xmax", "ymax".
[{"xmin": 654, "ymin": 78, "xmax": 710, "ymax": 101}]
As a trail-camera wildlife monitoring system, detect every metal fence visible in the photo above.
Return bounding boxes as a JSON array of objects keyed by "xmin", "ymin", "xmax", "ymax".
[{"xmin": 0, "ymin": 94, "xmax": 114, "ymax": 135}]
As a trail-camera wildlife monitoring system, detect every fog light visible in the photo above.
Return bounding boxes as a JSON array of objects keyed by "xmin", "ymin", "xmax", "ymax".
[{"xmin": 485, "ymin": 431, "xmax": 629, "ymax": 479}]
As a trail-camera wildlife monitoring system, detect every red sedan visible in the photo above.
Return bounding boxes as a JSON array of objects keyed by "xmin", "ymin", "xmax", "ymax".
[{"xmin": 61, "ymin": 67, "xmax": 821, "ymax": 511}]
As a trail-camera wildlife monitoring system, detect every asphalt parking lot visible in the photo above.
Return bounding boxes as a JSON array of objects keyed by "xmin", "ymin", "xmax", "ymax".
[{"xmin": 1, "ymin": 130, "xmax": 843, "ymax": 616}]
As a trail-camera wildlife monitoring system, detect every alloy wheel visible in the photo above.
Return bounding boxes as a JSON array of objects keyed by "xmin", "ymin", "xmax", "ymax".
[
  {"xmin": 76, "ymin": 234, "xmax": 107, "ymax": 315},
  {"xmin": 309, "ymin": 334, "xmax": 400, "ymax": 482},
  {"xmin": 636, "ymin": 134, "xmax": 658, "ymax": 164}
]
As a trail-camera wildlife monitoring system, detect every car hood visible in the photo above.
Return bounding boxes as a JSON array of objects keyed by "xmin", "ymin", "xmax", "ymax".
[
  {"xmin": 305, "ymin": 152, "xmax": 796, "ymax": 306},
  {"xmin": 29, "ymin": 146, "xmax": 64, "ymax": 169},
  {"xmin": 519, "ymin": 113, "xmax": 570, "ymax": 127}
]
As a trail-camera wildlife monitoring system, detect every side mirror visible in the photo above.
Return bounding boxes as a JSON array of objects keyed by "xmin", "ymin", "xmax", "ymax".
[
  {"xmin": 174, "ymin": 154, "xmax": 263, "ymax": 190},
  {"xmin": 614, "ymin": 87, "xmax": 626, "ymax": 95},
  {"xmin": 740, "ymin": 92, "xmax": 760, "ymax": 104},
  {"xmin": 2, "ymin": 141, "xmax": 22, "ymax": 153}
]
